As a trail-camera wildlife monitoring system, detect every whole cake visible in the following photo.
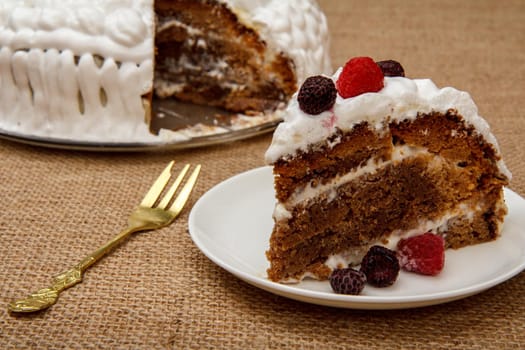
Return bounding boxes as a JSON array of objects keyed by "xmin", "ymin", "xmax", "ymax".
[
  {"xmin": 0, "ymin": 0, "xmax": 331, "ymax": 143},
  {"xmin": 265, "ymin": 57, "xmax": 511, "ymax": 283}
]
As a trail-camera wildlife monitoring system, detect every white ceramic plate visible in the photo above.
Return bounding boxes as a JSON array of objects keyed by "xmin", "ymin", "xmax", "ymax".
[{"xmin": 188, "ymin": 167, "xmax": 525, "ymax": 309}]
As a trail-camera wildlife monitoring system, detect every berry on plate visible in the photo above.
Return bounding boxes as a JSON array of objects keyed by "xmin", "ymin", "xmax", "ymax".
[
  {"xmin": 397, "ymin": 233, "xmax": 445, "ymax": 276},
  {"xmin": 360, "ymin": 245, "xmax": 400, "ymax": 287},
  {"xmin": 329, "ymin": 267, "xmax": 367, "ymax": 295}
]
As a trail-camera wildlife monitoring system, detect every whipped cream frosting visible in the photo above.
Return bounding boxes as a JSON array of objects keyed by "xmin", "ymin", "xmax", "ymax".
[
  {"xmin": 265, "ymin": 69, "xmax": 511, "ymax": 180},
  {"xmin": 274, "ymin": 145, "xmax": 434, "ymax": 216},
  {"xmin": 225, "ymin": 0, "xmax": 332, "ymax": 84},
  {"xmin": 0, "ymin": 0, "xmax": 331, "ymax": 143},
  {"xmin": 0, "ymin": 0, "xmax": 156, "ymax": 142}
]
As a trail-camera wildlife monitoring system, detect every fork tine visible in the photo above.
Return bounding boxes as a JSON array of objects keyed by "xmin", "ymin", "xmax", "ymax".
[
  {"xmin": 140, "ymin": 160, "xmax": 175, "ymax": 208},
  {"xmin": 167, "ymin": 164, "xmax": 201, "ymax": 215},
  {"xmin": 157, "ymin": 164, "xmax": 190, "ymax": 209}
]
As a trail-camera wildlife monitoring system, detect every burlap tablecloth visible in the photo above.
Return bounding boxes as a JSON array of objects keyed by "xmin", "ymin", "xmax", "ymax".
[{"xmin": 1, "ymin": 1, "xmax": 524, "ymax": 349}]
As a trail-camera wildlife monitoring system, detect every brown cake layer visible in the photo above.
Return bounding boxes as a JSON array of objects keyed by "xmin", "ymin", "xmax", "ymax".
[
  {"xmin": 154, "ymin": 0, "xmax": 297, "ymax": 114},
  {"xmin": 266, "ymin": 110, "xmax": 509, "ymax": 282},
  {"xmin": 272, "ymin": 110, "xmax": 507, "ymax": 203},
  {"xmin": 272, "ymin": 122, "xmax": 393, "ymax": 203}
]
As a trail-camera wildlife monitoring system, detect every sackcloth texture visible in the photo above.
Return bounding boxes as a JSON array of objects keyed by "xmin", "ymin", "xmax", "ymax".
[{"xmin": 1, "ymin": 0, "xmax": 524, "ymax": 349}]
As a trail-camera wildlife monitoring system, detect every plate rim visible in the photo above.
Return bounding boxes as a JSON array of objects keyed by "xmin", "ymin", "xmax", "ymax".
[{"xmin": 188, "ymin": 166, "xmax": 525, "ymax": 309}]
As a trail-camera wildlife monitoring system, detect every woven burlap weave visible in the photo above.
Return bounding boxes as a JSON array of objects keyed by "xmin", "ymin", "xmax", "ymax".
[{"xmin": 1, "ymin": 1, "xmax": 524, "ymax": 349}]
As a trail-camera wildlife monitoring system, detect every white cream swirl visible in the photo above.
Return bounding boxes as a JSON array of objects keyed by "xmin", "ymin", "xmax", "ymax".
[
  {"xmin": 105, "ymin": 8, "xmax": 148, "ymax": 47},
  {"xmin": 76, "ymin": 7, "xmax": 106, "ymax": 36},
  {"xmin": 0, "ymin": 0, "xmax": 154, "ymax": 63}
]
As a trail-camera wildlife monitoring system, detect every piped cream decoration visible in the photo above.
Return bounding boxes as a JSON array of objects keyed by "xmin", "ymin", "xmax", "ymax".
[
  {"xmin": 0, "ymin": 0, "xmax": 156, "ymax": 142},
  {"xmin": 0, "ymin": 0, "xmax": 331, "ymax": 143}
]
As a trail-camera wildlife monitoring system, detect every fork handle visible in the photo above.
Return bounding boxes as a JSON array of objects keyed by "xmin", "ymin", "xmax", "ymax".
[
  {"xmin": 77, "ymin": 225, "xmax": 139, "ymax": 272},
  {"xmin": 7, "ymin": 225, "xmax": 139, "ymax": 313},
  {"xmin": 52, "ymin": 225, "xmax": 139, "ymax": 290}
]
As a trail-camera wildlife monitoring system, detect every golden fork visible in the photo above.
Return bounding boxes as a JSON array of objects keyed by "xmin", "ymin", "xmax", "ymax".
[{"xmin": 8, "ymin": 161, "xmax": 201, "ymax": 313}]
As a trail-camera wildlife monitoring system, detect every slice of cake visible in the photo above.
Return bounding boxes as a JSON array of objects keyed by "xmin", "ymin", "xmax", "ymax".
[
  {"xmin": 0, "ymin": 0, "xmax": 331, "ymax": 143},
  {"xmin": 265, "ymin": 56, "xmax": 511, "ymax": 283}
]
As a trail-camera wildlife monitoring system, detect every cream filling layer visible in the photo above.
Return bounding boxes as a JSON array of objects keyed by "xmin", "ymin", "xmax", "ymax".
[
  {"xmin": 279, "ymin": 204, "xmax": 481, "ymax": 283},
  {"xmin": 324, "ymin": 203, "xmax": 479, "ymax": 269},
  {"xmin": 273, "ymin": 144, "xmax": 434, "ymax": 221}
]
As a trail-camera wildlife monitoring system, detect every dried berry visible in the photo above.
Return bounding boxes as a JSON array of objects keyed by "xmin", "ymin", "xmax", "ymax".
[
  {"xmin": 360, "ymin": 245, "xmax": 400, "ymax": 287},
  {"xmin": 397, "ymin": 233, "xmax": 445, "ymax": 276},
  {"xmin": 336, "ymin": 56, "xmax": 384, "ymax": 98},
  {"xmin": 376, "ymin": 60, "xmax": 405, "ymax": 77},
  {"xmin": 297, "ymin": 75, "xmax": 337, "ymax": 115},
  {"xmin": 329, "ymin": 268, "xmax": 367, "ymax": 295}
]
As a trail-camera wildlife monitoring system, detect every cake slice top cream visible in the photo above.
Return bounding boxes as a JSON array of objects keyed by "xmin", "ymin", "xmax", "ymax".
[{"xmin": 265, "ymin": 62, "xmax": 511, "ymax": 181}]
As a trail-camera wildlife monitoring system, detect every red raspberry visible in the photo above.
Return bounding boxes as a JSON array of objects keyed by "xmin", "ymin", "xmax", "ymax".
[
  {"xmin": 329, "ymin": 268, "xmax": 367, "ymax": 295},
  {"xmin": 397, "ymin": 233, "xmax": 445, "ymax": 276},
  {"xmin": 336, "ymin": 56, "xmax": 384, "ymax": 98}
]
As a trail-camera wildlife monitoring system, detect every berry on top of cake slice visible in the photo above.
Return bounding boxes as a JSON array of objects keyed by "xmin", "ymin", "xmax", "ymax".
[{"xmin": 265, "ymin": 56, "xmax": 511, "ymax": 283}]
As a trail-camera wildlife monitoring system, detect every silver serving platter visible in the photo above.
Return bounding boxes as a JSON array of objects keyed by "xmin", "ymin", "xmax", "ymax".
[{"xmin": 0, "ymin": 99, "xmax": 280, "ymax": 152}]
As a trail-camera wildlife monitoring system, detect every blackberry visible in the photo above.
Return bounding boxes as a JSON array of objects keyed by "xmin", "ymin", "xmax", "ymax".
[
  {"xmin": 329, "ymin": 268, "xmax": 367, "ymax": 295},
  {"xmin": 376, "ymin": 60, "xmax": 405, "ymax": 77},
  {"xmin": 360, "ymin": 245, "xmax": 400, "ymax": 287},
  {"xmin": 297, "ymin": 75, "xmax": 337, "ymax": 115}
]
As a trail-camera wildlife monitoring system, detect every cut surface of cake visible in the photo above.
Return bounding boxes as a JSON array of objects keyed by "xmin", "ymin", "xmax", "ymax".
[
  {"xmin": 265, "ymin": 57, "xmax": 511, "ymax": 283},
  {"xmin": 0, "ymin": 0, "xmax": 331, "ymax": 143}
]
